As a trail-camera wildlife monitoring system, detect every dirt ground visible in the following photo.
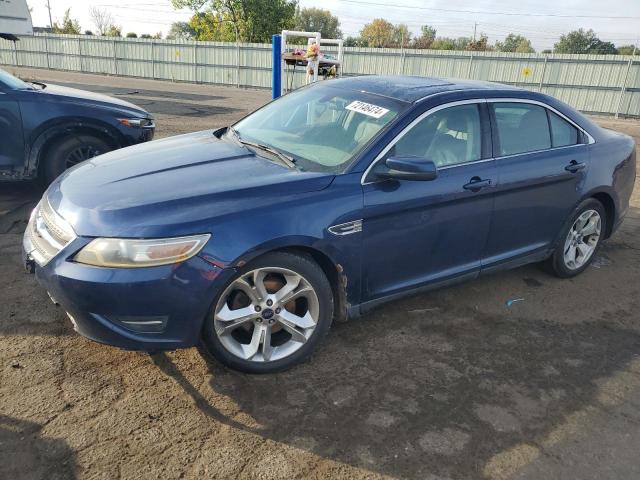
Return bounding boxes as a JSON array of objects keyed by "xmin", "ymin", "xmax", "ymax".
[{"xmin": 1, "ymin": 68, "xmax": 640, "ymax": 480}]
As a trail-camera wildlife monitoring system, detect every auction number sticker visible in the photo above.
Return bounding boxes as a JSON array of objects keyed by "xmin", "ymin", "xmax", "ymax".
[{"xmin": 346, "ymin": 101, "xmax": 389, "ymax": 119}]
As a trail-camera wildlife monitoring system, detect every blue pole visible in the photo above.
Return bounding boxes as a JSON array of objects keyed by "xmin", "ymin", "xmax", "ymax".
[{"xmin": 272, "ymin": 34, "xmax": 281, "ymax": 99}]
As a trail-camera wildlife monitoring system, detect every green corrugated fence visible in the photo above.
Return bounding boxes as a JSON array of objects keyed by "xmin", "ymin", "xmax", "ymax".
[{"xmin": 1, "ymin": 33, "xmax": 638, "ymax": 117}]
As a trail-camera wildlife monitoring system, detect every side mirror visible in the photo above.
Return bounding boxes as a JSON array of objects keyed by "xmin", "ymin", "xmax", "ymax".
[{"xmin": 375, "ymin": 156, "xmax": 438, "ymax": 181}]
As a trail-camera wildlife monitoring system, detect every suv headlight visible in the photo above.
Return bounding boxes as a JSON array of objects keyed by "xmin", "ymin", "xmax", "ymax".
[{"xmin": 73, "ymin": 234, "xmax": 210, "ymax": 268}]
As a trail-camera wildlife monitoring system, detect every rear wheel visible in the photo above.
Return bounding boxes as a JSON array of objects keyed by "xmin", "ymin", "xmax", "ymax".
[
  {"xmin": 547, "ymin": 198, "xmax": 606, "ymax": 278},
  {"xmin": 201, "ymin": 251, "xmax": 334, "ymax": 373},
  {"xmin": 41, "ymin": 135, "xmax": 111, "ymax": 185}
]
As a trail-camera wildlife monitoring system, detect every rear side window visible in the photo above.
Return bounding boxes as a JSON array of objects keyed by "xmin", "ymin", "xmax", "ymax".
[
  {"xmin": 548, "ymin": 111, "xmax": 579, "ymax": 147},
  {"xmin": 492, "ymin": 103, "xmax": 551, "ymax": 156}
]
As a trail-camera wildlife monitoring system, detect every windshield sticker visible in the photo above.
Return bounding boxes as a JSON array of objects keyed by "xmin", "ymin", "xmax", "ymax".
[{"xmin": 346, "ymin": 101, "xmax": 389, "ymax": 119}]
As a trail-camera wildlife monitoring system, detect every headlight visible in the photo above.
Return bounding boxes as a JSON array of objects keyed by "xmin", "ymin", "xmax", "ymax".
[
  {"xmin": 73, "ymin": 234, "xmax": 210, "ymax": 268},
  {"xmin": 118, "ymin": 118, "xmax": 154, "ymax": 128}
]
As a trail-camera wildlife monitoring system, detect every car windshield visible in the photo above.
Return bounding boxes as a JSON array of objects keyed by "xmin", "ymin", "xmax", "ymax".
[
  {"xmin": 0, "ymin": 68, "xmax": 32, "ymax": 90},
  {"xmin": 232, "ymin": 84, "xmax": 403, "ymax": 173}
]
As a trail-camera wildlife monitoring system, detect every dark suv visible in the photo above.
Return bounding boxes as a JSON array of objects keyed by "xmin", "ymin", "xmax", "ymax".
[{"xmin": 0, "ymin": 68, "xmax": 154, "ymax": 184}]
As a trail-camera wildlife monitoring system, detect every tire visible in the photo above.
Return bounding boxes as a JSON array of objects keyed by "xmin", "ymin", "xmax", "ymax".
[
  {"xmin": 201, "ymin": 251, "xmax": 334, "ymax": 373},
  {"xmin": 546, "ymin": 198, "xmax": 607, "ymax": 278},
  {"xmin": 41, "ymin": 135, "xmax": 111, "ymax": 185}
]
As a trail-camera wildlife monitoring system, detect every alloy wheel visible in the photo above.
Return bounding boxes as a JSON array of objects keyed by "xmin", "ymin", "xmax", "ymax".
[
  {"xmin": 65, "ymin": 145, "xmax": 103, "ymax": 168},
  {"xmin": 563, "ymin": 209, "xmax": 601, "ymax": 270},
  {"xmin": 213, "ymin": 267, "xmax": 320, "ymax": 362}
]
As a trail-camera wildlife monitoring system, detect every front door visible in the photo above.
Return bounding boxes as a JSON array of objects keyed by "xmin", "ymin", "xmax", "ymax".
[{"xmin": 362, "ymin": 101, "xmax": 496, "ymax": 301}]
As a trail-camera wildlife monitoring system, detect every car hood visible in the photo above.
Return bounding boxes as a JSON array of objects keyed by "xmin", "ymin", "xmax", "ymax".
[
  {"xmin": 40, "ymin": 83, "xmax": 149, "ymax": 115},
  {"xmin": 47, "ymin": 130, "xmax": 335, "ymax": 237}
]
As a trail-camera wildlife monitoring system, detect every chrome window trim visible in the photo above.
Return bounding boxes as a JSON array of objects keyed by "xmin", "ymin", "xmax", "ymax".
[
  {"xmin": 361, "ymin": 99, "xmax": 487, "ymax": 185},
  {"xmin": 486, "ymin": 98, "xmax": 596, "ymax": 145}
]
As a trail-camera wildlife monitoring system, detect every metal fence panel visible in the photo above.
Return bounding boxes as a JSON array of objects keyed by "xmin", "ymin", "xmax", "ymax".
[{"xmin": 0, "ymin": 33, "xmax": 638, "ymax": 117}]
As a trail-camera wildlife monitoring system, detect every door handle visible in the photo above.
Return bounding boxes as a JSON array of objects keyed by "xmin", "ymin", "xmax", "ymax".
[
  {"xmin": 565, "ymin": 160, "xmax": 586, "ymax": 173},
  {"xmin": 463, "ymin": 177, "xmax": 492, "ymax": 191}
]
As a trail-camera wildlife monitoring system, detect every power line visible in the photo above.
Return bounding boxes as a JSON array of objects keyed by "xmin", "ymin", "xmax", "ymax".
[{"xmin": 339, "ymin": 0, "xmax": 640, "ymax": 20}]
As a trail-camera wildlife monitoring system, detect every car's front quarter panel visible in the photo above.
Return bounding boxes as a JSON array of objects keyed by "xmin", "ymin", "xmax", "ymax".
[{"xmin": 197, "ymin": 172, "xmax": 365, "ymax": 308}]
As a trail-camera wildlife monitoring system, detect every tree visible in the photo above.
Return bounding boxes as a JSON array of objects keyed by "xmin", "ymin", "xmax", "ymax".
[
  {"xmin": 167, "ymin": 21, "xmax": 197, "ymax": 40},
  {"xmin": 172, "ymin": 0, "xmax": 297, "ymax": 43},
  {"xmin": 431, "ymin": 36, "xmax": 470, "ymax": 51},
  {"xmin": 392, "ymin": 23, "xmax": 411, "ymax": 48},
  {"xmin": 293, "ymin": 8, "xmax": 341, "ymax": 40},
  {"xmin": 344, "ymin": 36, "xmax": 366, "ymax": 47},
  {"xmin": 140, "ymin": 34, "xmax": 153, "ymax": 39},
  {"xmin": 554, "ymin": 28, "xmax": 617, "ymax": 54},
  {"xmin": 126, "ymin": 32, "xmax": 138, "ymax": 38},
  {"xmin": 360, "ymin": 18, "xmax": 395, "ymax": 48},
  {"xmin": 84, "ymin": 30, "xmax": 94, "ymax": 36},
  {"xmin": 617, "ymin": 45, "xmax": 638, "ymax": 55},
  {"xmin": 105, "ymin": 25, "xmax": 122, "ymax": 37},
  {"xmin": 495, "ymin": 33, "xmax": 535, "ymax": 53},
  {"xmin": 468, "ymin": 33, "xmax": 490, "ymax": 51},
  {"xmin": 52, "ymin": 9, "xmax": 81, "ymax": 35},
  {"xmin": 89, "ymin": 7, "xmax": 116, "ymax": 36},
  {"xmin": 412, "ymin": 25, "xmax": 436, "ymax": 49}
]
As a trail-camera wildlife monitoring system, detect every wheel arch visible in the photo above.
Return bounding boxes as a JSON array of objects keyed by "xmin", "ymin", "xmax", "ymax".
[
  {"xmin": 586, "ymin": 189, "xmax": 616, "ymax": 239},
  {"xmin": 26, "ymin": 120, "xmax": 125, "ymax": 178}
]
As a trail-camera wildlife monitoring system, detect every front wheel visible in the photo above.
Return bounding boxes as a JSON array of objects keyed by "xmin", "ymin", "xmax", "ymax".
[
  {"xmin": 41, "ymin": 135, "xmax": 111, "ymax": 185},
  {"xmin": 201, "ymin": 251, "xmax": 334, "ymax": 373},
  {"xmin": 547, "ymin": 198, "xmax": 606, "ymax": 278}
]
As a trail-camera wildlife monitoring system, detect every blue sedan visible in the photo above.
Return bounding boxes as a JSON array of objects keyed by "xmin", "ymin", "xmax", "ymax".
[{"xmin": 23, "ymin": 76, "xmax": 636, "ymax": 373}]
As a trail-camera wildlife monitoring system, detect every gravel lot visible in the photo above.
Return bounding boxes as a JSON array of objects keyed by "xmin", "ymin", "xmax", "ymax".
[{"xmin": 1, "ymin": 68, "xmax": 640, "ymax": 480}]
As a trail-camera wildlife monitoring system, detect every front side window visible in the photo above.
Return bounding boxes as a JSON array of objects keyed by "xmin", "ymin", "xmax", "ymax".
[
  {"xmin": 232, "ymin": 84, "xmax": 402, "ymax": 173},
  {"xmin": 0, "ymin": 68, "xmax": 32, "ymax": 90},
  {"xmin": 391, "ymin": 104, "xmax": 482, "ymax": 168},
  {"xmin": 492, "ymin": 103, "xmax": 551, "ymax": 156}
]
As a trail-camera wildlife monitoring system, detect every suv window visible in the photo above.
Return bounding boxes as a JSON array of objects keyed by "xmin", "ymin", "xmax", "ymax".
[
  {"xmin": 548, "ymin": 110, "xmax": 579, "ymax": 147},
  {"xmin": 392, "ymin": 104, "xmax": 482, "ymax": 168},
  {"xmin": 492, "ymin": 103, "xmax": 551, "ymax": 156}
]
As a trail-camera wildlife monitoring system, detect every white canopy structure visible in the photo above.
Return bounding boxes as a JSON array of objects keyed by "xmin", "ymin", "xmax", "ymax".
[{"xmin": 0, "ymin": 0, "xmax": 33, "ymax": 40}]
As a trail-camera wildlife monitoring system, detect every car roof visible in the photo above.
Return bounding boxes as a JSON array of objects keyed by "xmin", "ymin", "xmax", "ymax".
[{"xmin": 329, "ymin": 75, "xmax": 523, "ymax": 103}]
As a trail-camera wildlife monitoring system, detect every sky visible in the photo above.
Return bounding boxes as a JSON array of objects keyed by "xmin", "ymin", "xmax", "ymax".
[{"xmin": 26, "ymin": 0, "xmax": 640, "ymax": 51}]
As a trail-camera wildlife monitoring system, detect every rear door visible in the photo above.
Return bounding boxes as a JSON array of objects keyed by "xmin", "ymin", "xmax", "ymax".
[
  {"xmin": 0, "ymin": 84, "xmax": 25, "ymax": 173},
  {"xmin": 482, "ymin": 100, "xmax": 590, "ymax": 269}
]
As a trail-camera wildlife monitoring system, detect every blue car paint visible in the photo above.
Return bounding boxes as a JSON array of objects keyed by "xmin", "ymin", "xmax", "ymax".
[
  {"xmin": 26, "ymin": 76, "xmax": 636, "ymax": 351},
  {"xmin": 0, "ymin": 75, "xmax": 153, "ymax": 180}
]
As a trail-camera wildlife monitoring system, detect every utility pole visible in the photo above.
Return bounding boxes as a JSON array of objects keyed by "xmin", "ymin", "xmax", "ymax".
[
  {"xmin": 45, "ymin": 0, "xmax": 53, "ymax": 30},
  {"xmin": 473, "ymin": 22, "xmax": 478, "ymax": 42}
]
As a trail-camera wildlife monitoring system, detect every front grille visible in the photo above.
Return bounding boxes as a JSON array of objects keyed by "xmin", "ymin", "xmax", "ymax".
[{"xmin": 24, "ymin": 198, "xmax": 76, "ymax": 266}]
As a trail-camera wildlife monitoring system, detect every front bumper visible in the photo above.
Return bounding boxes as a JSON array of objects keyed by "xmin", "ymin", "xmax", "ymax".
[{"xmin": 24, "ymin": 235, "xmax": 233, "ymax": 351}]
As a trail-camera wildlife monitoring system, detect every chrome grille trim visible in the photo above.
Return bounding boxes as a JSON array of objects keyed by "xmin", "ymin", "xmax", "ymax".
[{"xmin": 24, "ymin": 198, "xmax": 77, "ymax": 266}]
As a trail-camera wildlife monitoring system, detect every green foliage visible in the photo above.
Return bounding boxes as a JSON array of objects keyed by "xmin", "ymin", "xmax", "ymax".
[
  {"xmin": 430, "ymin": 36, "xmax": 470, "ymax": 51},
  {"xmin": 495, "ymin": 34, "xmax": 535, "ymax": 53},
  {"xmin": 84, "ymin": 30, "xmax": 94, "ymax": 36},
  {"xmin": 105, "ymin": 25, "xmax": 122, "ymax": 37},
  {"xmin": 126, "ymin": 32, "xmax": 138, "ymax": 38},
  {"xmin": 167, "ymin": 22, "xmax": 197, "ymax": 40},
  {"xmin": 52, "ymin": 9, "xmax": 81, "ymax": 35},
  {"xmin": 173, "ymin": 0, "xmax": 297, "ymax": 43},
  {"xmin": 293, "ymin": 8, "xmax": 341, "ymax": 40},
  {"xmin": 412, "ymin": 25, "xmax": 436, "ymax": 49},
  {"xmin": 554, "ymin": 28, "xmax": 617, "ymax": 54},
  {"xmin": 140, "ymin": 34, "xmax": 153, "ymax": 39},
  {"xmin": 617, "ymin": 45, "xmax": 638, "ymax": 55}
]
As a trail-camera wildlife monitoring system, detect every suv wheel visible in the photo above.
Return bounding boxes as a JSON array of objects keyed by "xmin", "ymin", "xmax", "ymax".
[
  {"xmin": 41, "ymin": 135, "xmax": 111, "ymax": 185},
  {"xmin": 202, "ymin": 251, "xmax": 334, "ymax": 373}
]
